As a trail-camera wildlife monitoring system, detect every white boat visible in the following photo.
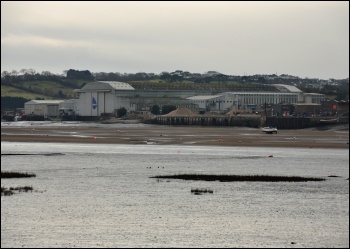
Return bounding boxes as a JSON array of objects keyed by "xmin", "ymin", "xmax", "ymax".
[
  {"xmin": 262, "ymin": 126, "xmax": 277, "ymax": 134},
  {"xmin": 319, "ymin": 118, "xmax": 339, "ymax": 124}
]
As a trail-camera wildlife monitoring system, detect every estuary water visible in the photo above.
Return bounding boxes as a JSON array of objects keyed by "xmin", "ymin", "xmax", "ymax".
[{"xmin": 1, "ymin": 142, "xmax": 349, "ymax": 248}]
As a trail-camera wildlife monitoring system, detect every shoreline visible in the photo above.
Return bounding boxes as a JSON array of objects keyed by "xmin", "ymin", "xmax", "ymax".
[{"xmin": 1, "ymin": 122, "xmax": 349, "ymax": 149}]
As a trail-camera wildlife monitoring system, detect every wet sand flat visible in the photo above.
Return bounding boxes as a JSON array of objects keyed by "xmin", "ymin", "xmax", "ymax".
[{"xmin": 1, "ymin": 124, "xmax": 349, "ymax": 149}]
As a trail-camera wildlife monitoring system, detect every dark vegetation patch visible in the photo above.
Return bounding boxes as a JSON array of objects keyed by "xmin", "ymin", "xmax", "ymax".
[
  {"xmin": 191, "ymin": 188, "xmax": 214, "ymax": 195},
  {"xmin": 150, "ymin": 174, "xmax": 326, "ymax": 182},
  {"xmin": 1, "ymin": 153, "xmax": 64, "ymax": 156},
  {"xmin": 1, "ymin": 186, "xmax": 33, "ymax": 196},
  {"xmin": 1, "ymin": 171, "xmax": 36, "ymax": 178},
  {"xmin": 206, "ymin": 156, "xmax": 267, "ymax": 160}
]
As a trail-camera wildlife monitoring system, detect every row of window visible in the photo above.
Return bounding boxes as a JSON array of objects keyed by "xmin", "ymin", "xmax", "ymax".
[{"xmin": 192, "ymin": 97, "xmax": 299, "ymax": 105}]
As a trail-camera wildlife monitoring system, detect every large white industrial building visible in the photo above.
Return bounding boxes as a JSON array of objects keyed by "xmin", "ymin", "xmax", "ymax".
[
  {"xmin": 73, "ymin": 81, "xmax": 135, "ymax": 116},
  {"xmin": 24, "ymin": 81, "xmax": 326, "ymax": 117}
]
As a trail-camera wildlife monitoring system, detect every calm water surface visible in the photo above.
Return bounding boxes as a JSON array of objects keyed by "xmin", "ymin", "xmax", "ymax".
[{"xmin": 1, "ymin": 142, "xmax": 349, "ymax": 248}]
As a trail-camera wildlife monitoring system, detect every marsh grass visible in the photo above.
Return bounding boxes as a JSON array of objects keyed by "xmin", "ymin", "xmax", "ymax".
[
  {"xmin": 150, "ymin": 174, "xmax": 326, "ymax": 182},
  {"xmin": 191, "ymin": 188, "xmax": 214, "ymax": 195},
  {"xmin": 1, "ymin": 171, "xmax": 36, "ymax": 178},
  {"xmin": 1, "ymin": 171, "xmax": 36, "ymax": 196},
  {"xmin": 1, "ymin": 186, "xmax": 33, "ymax": 196}
]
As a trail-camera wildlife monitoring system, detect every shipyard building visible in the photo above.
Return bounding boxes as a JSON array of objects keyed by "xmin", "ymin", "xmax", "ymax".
[
  {"xmin": 72, "ymin": 81, "xmax": 325, "ymax": 117},
  {"xmin": 23, "ymin": 81, "xmax": 326, "ymax": 118}
]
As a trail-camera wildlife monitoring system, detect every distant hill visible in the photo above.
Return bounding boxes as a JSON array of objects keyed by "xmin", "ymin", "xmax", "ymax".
[
  {"xmin": 1, "ymin": 69, "xmax": 348, "ymax": 111},
  {"xmin": 1, "ymin": 85, "xmax": 58, "ymax": 100},
  {"xmin": 1, "ymin": 80, "xmax": 85, "ymax": 99}
]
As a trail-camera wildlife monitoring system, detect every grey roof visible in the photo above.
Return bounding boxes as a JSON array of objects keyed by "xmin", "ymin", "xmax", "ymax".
[
  {"xmin": 273, "ymin": 84, "xmax": 302, "ymax": 93},
  {"xmin": 186, "ymin": 95, "xmax": 223, "ymax": 100},
  {"xmin": 303, "ymin": 93, "xmax": 325, "ymax": 95},
  {"xmin": 76, "ymin": 81, "xmax": 135, "ymax": 92},
  {"xmin": 98, "ymin": 81, "xmax": 135, "ymax": 90},
  {"xmin": 223, "ymin": 92, "xmax": 298, "ymax": 95},
  {"xmin": 25, "ymin": 100, "xmax": 65, "ymax": 105}
]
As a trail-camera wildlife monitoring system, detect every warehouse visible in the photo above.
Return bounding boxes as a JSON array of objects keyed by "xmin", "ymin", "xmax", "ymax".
[{"xmin": 24, "ymin": 100, "xmax": 65, "ymax": 118}]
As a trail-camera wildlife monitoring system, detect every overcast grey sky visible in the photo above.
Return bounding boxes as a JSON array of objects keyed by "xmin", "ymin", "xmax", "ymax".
[{"xmin": 1, "ymin": 1, "xmax": 349, "ymax": 79}]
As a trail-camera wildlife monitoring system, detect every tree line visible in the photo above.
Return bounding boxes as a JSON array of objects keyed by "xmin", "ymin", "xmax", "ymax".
[
  {"xmin": 1, "ymin": 69, "xmax": 348, "ymax": 112},
  {"xmin": 2, "ymin": 68, "xmax": 348, "ymax": 87}
]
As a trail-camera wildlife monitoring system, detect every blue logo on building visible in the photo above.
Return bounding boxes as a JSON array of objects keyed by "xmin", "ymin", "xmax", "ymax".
[{"xmin": 92, "ymin": 97, "xmax": 97, "ymax": 109}]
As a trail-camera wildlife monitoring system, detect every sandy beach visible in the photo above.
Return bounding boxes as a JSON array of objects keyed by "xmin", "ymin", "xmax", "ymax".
[{"xmin": 1, "ymin": 122, "xmax": 349, "ymax": 149}]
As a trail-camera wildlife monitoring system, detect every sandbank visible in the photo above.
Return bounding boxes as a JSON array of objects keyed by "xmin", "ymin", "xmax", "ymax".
[{"xmin": 1, "ymin": 122, "xmax": 349, "ymax": 149}]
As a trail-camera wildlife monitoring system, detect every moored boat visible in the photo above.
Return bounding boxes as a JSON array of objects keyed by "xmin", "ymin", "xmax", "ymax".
[
  {"xmin": 319, "ymin": 118, "xmax": 339, "ymax": 124},
  {"xmin": 262, "ymin": 126, "xmax": 278, "ymax": 134}
]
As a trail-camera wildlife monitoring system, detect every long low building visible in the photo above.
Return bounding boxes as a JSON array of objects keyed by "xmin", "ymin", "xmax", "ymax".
[
  {"xmin": 66, "ymin": 81, "xmax": 326, "ymax": 117},
  {"xmin": 187, "ymin": 92, "xmax": 301, "ymax": 112},
  {"xmin": 24, "ymin": 99, "xmax": 75, "ymax": 118},
  {"xmin": 24, "ymin": 100, "xmax": 65, "ymax": 118}
]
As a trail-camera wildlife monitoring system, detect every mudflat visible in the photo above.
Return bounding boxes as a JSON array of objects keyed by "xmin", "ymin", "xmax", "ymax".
[{"xmin": 1, "ymin": 123, "xmax": 349, "ymax": 149}]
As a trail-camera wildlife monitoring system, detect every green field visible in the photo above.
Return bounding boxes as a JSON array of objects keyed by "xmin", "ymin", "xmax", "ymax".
[
  {"xmin": 1, "ymin": 85, "xmax": 54, "ymax": 100},
  {"xmin": 1, "ymin": 80, "xmax": 79, "ymax": 100}
]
